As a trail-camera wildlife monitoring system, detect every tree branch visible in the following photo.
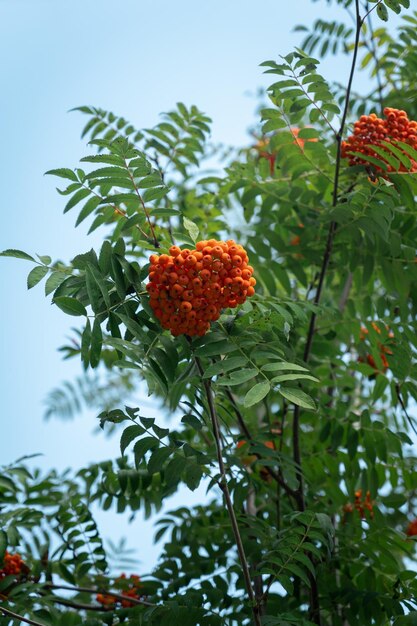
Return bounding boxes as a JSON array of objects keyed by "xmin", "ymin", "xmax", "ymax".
[
  {"xmin": 0, "ymin": 606, "xmax": 46, "ymax": 626},
  {"xmin": 292, "ymin": 2, "xmax": 364, "ymax": 623},
  {"xmin": 224, "ymin": 388, "xmax": 298, "ymax": 502},
  {"xmin": 44, "ymin": 582, "xmax": 154, "ymax": 607},
  {"xmin": 194, "ymin": 355, "xmax": 262, "ymax": 626}
]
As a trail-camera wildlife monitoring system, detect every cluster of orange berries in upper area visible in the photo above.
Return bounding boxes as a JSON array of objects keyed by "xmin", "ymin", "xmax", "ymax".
[
  {"xmin": 147, "ymin": 239, "xmax": 256, "ymax": 337},
  {"xmin": 358, "ymin": 322, "xmax": 394, "ymax": 374},
  {"xmin": 343, "ymin": 490, "xmax": 374, "ymax": 520},
  {"xmin": 96, "ymin": 573, "xmax": 143, "ymax": 609},
  {"xmin": 341, "ymin": 107, "xmax": 417, "ymax": 173}
]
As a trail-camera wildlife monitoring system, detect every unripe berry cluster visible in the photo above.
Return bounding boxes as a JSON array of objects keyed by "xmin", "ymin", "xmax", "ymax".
[
  {"xmin": 96, "ymin": 573, "xmax": 142, "ymax": 608},
  {"xmin": 358, "ymin": 322, "xmax": 394, "ymax": 373},
  {"xmin": 147, "ymin": 239, "xmax": 256, "ymax": 336},
  {"xmin": 341, "ymin": 108, "xmax": 417, "ymax": 172},
  {"xmin": 0, "ymin": 552, "xmax": 24, "ymax": 579}
]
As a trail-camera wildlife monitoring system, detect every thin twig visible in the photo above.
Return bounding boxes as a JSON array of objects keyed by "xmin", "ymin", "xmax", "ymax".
[
  {"xmin": 0, "ymin": 606, "xmax": 46, "ymax": 626},
  {"xmin": 124, "ymin": 158, "xmax": 160, "ymax": 248},
  {"xmin": 364, "ymin": 2, "xmax": 384, "ymax": 115},
  {"xmin": 194, "ymin": 355, "xmax": 262, "ymax": 626},
  {"xmin": 225, "ymin": 389, "xmax": 298, "ymax": 501},
  {"xmin": 292, "ymin": 2, "xmax": 364, "ymax": 623},
  {"xmin": 44, "ymin": 582, "xmax": 154, "ymax": 607},
  {"xmin": 395, "ymin": 384, "xmax": 417, "ymax": 436}
]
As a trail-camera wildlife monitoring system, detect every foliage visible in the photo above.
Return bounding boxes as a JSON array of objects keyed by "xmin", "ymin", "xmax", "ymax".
[{"xmin": 3, "ymin": 2, "xmax": 417, "ymax": 626}]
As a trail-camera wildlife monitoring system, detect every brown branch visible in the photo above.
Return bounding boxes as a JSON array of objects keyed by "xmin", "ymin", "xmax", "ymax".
[
  {"xmin": 395, "ymin": 384, "xmax": 417, "ymax": 436},
  {"xmin": 292, "ymin": 2, "xmax": 364, "ymax": 623},
  {"xmin": 0, "ymin": 606, "xmax": 46, "ymax": 626},
  {"xmin": 44, "ymin": 582, "xmax": 154, "ymax": 607},
  {"xmin": 364, "ymin": 2, "xmax": 384, "ymax": 115},
  {"xmin": 194, "ymin": 355, "xmax": 262, "ymax": 626},
  {"xmin": 225, "ymin": 389, "xmax": 298, "ymax": 502}
]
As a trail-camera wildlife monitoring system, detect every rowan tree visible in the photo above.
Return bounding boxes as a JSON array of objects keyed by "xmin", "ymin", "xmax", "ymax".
[{"xmin": 2, "ymin": 1, "xmax": 417, "ymax": 625}]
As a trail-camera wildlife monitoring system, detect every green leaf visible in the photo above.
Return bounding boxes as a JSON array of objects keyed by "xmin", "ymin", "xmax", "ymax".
[
  {"xmin": 181, "ymin": 414, "xmax": 203, "ymax": 430},
  {"xmin": 394, "ymin": 612, "xmax": 417, "ymax": 625},
  {"xmin": 0, "ymin": 249, "xmax": 35, "ymax": 262},
  {"xmin": 43, "ymin": 270, "xmax": 67, "ymax": 296},
  {"xmin": 377, "ymin": 3, "xmax": 389, "ymax": 20},
  {"xmin": 244, "ymin": 381, "xmax": 271, "ymax": 407},
  {"xmin": 81, "ymin": 319, "xmax": 91, "ymax": 369},
  {"xmin": 36, "ymin": 254, "xmax": 52, "ymax": 265},
  {"xmin": 184, "ymin": 463, "xmax": 204, "ymax": 491},
  {"xmin": 45, "ymin": 168, "xmax": 78, "ymax": 182},
  {"xmin": 271, "ymin": 373, "xmax": 319, "ymax": 384},
  {"xmin": 75, "ymin": 195, "xmax": 102, "ymax": 226},
  {"xmin": 203, "ymin": 356, "xmax": 248, "ymax": 378},
  {"xmin": 194, "ymin": 340, "xmax": 238, "ymax": 357},
  {"xmin": 216, "ymin": 368, "xmax": 258, "ymax": 386},
  {"xmin": 133, "ymin": 437, "xmax": 159, "ymax": 467},
  {"xmin": 27, "ymin": 265, "xmax": 49, "ymax": 289},
  {"xmin": 148, "ymin": 447, "xmax": 173, "ymax": 474},
  {"xmin": 278, "ymin": 387, "xmax": 316, "ymax": 410},
  {"xmin": 53, "ymin": 296, "xmax": 87, "ymax": 316},
  {"xmin": 90, "ymin": 318, "xmax": 103, "ymax": 368},
  {"xmin": 120, "ymin": 425, "xmax": 145, "ymax": 455},
  {"xmin": 261, "ymin": 361, "xmax": 309, "ymax": 373},
  {"xmin": 183, "ymin": 217, "xmax": 199, "ymax": 243},
  {"xmin": 64, "ymin": 188, "xmax": 91, "ymax": 213}
]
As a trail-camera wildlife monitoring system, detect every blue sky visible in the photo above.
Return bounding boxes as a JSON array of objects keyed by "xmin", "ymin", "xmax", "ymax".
[{"xmin": 0, "ymin": 0, "xmax": 393, "ymax": 573}]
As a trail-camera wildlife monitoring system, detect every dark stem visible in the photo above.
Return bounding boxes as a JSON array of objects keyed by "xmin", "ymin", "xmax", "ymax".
[
  {"xmin": 246, "ymin": 488, "xmax": 265, "ymax": 616},
  {"xmin": 395, "ymin": 383, "xmax": 417, "ymax": 436},
  {"xmin": 194, "ymin": 356, "xmax": 262, "ymax": 626},
  {"xmin": 44, "ymin": 582, "xmax": 154, "ymax": 607},
  {"xmin": 365, "ymin": 2, "xmax": 384, "ymax": 115},
  {"xmin": 292, "ymin": 2, "xmax": 364, "ymax": 623},
  {"xmin": 124, "ymin": 158, "xmax": 160, "ymax": 248},
  {"xmin": 225, "ymin": 389, "xmax": 298, "ymax": 502},
  {"xmin": 0, "ymin": 606, "xmax": 46, "ymax": 626}
]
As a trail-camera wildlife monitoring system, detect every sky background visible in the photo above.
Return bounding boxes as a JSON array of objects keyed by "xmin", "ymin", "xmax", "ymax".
[{"xmin": 0, "ymin": 0, "xmax": 404, "ymax": 574}]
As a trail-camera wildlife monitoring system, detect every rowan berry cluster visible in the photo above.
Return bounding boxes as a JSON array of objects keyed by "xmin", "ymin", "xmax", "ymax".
[
  {"xmin": 358, "ymin": 322, "xmax": 394, "ymax": 373},
  {"xmin": 96, "ymin": 573, "xmax": 142, "ymax": 608},
  {"xmin": 341, "ymin": 107, "xmax": 417, "ymax": 172},
  {"xmin": 147, "ymin": 239, "xmax": 256, "ymax": 336},
  {"xmin": 0, "ymin": 552, "xmax": 24, "ymax": 579},
  {"xmin": 343, "ymin": 490, "xmax": 374, "ymax": 520}
]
